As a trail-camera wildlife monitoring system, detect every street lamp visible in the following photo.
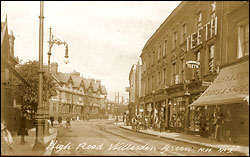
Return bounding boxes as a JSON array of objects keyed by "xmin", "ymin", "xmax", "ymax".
[
  {"xmin": 44, "ymin": 27, "xmax": 69, "ymax": 135},
  {"xmin": 47, "ymin": 26, "xmax": 69, "ymax": 69},
  {"xmin": 33, "ymin": 1, "xmax": 45, "ymax": 150}
]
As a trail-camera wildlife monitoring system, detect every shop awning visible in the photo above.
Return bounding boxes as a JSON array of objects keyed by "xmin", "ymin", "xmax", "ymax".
[{"xmin": 190, "ymin": 60, "xmax": 249, "ymax": 106}]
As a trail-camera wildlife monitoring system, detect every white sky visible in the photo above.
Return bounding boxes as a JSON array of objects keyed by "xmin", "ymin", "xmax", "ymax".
[{"xmin": 1, "ymin": 1, "xmax": 181, "ymax": 101}]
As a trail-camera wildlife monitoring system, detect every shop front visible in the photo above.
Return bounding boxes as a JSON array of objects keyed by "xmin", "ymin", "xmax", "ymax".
[
  {"xmin": 190, "ymin": 59, "xmax": 249, "ymax": 142},
  {"xmin": 165, "ymin": 83, "xmax": 188, "ymax": 133},
  {"xmin": 169, "ymin": 97, "xmax": 186, "ymax": 132}
]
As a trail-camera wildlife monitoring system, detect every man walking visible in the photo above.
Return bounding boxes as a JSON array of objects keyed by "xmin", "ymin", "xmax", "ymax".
[{"xmin": 215, "ymin": 113, "xmax": 223, "ymax": 142}]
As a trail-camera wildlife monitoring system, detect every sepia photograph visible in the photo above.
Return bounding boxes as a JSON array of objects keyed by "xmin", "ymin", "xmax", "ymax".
[{"xmin": 1, "ymin": 1, "xmax": 249, "ymax": 156}]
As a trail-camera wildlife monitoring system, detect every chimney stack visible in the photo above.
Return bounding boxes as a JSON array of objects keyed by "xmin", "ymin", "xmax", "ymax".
[
  {"xmin": 71, "ymin": 70, "xmax": 80, "ymax": 76},
  {"xmin": 51, "ymin": 62, "xmax": 58, "ymax": 73},
  {"xmin": 96, "ymin": 79, "xmax": 101, "ymax": 85}
]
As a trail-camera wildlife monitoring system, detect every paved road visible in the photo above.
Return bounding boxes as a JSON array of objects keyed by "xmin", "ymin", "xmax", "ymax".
[{"xmin": 50, "ymin": 120, "xmax": 245, "ymax": 156}]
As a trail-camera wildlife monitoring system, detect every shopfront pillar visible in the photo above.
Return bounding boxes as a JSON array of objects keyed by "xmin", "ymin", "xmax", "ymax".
[
  {"xmin": 164, "ymin": 97, "xmax": 169, "ymax": 129},
  {"xmin": 184, "ymin": 95, "xmax": 190, "ymax": 133}
]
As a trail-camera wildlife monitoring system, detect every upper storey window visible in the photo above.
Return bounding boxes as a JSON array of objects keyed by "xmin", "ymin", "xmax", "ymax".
[
  {"xmin": 173, "ymin": 31, "xmax": 177, "ymax": 49},
  {"xmin": 211, "ymin": 2, "xmax": 216, "ymax": 19},
  {"xmin": 197, "ymin": 12, "xmax": 202, "ymax": 28},
  {"xmin": 237, "ymin": 21, "xmax": 249, "ymax": 58}
]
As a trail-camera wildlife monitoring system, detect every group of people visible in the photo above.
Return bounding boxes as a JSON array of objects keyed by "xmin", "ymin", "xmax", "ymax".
[
  {"xmin": 170, "ymin": 113, "xmax": 185, "ymax": 132},
  {"xmin": 213, "ymin": 107, "xmax": 237, "ymax": 142},
  {"xmin": 1, "ymin": 112, "xmax": 28, "ymax": 155},
  {"xmin": 195, "ymin": 106, "xmax": 237, "ymax": 143},
  {"xmin": 129, "ymin": 113, "xmax": 166, "ymax": 132}
]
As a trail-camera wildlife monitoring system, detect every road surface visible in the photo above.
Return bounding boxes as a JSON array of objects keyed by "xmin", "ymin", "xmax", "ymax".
[{"xmin": 49, "ymin": 120, "xmax": 244, "ymax": 156}]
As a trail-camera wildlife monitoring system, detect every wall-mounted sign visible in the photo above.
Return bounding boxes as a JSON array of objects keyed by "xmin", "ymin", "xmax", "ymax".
[{"xmin": 186, "ymin": 16, "xmax": 217, "ymax": 51}]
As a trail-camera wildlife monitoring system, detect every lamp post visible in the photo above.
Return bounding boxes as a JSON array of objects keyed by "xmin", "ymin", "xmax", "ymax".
[
  {"xmin": 33, "ymin": 1, "xmax": 45, "ymax": 150},
  {"xmin": 45, "ymin": 27, "xmax": 69, "ymax": 135}
]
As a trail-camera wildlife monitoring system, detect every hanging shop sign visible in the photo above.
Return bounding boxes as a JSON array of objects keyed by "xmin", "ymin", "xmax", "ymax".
[
  {"xmin": 186, "ymin": 61, "xmax": 200, "ymax": 69},
  {"xmin": 186, "ymin": 16, "xmax": 217, "ymax": 51}
]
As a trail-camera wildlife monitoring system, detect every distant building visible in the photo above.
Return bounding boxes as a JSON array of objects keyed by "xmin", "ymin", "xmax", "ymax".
[
  {"xmin": 106, "ymin": 99, "xmax": 128, "ymax": 117},
  {"xmin": 49, "ymin": 62, "xmax": 107, "ymax": 120}
]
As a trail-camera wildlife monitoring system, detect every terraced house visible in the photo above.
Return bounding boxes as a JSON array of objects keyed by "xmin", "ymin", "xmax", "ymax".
[
  {"xmin": 131, "ymin": 1, "xmax": 248, "ymax": 140},
  {"xmin": 49, "ymin": 62, "xmax": 107, "ymax": 120}
]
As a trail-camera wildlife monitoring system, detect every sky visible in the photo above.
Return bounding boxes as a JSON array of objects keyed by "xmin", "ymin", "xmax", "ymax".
[{"xmin": 1, "ymin": 1, "xmax": 181, "ymax": 101}]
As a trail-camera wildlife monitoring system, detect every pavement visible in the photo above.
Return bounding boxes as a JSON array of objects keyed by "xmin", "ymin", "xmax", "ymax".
[
  {"xmin": 10, "ymin": 121, "xmax": 60, "ymax": 156},
  {"xmin": 115, "ymin": 121, "xmax": 249, "ymax": 156}
]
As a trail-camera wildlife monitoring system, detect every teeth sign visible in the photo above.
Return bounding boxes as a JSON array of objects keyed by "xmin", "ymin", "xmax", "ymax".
[
  {"xmin": 186, "ymin": 61, "xmax": 200, "ymax": 69},
  {"xmin": 186, "ymin": 16, "xmax": 218, "ymax": 51}
]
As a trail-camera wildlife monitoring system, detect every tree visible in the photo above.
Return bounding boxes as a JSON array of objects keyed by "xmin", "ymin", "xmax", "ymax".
[{"xmin": 13, "ymin": 60, "xmax": 57, "ymax": 113}]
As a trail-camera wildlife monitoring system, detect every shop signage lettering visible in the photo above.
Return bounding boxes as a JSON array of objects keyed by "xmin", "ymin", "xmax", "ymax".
[
  {"xmin": 186, "ymin": 61, "xmax": 200, "ymax": 69},
  {"xmin": 214, "ymin": 72, "xmax": 249, "ymax": 83},
  {"xmin": 186, "ymin": 16, "xmax": 217, "ymax": 51},
  {"xmin": 203, "ymin": 84, "xmax": 249, "ymax": 96}
]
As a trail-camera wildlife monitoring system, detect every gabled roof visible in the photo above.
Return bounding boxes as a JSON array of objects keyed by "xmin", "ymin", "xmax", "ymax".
[
  {"xmin": 53, "ymin": 72, "xmax": 71, "ymax": 83},
  {"xmin": 83, "ymin": 78, "xmax": 91, "ymax": 89},
  {"xmin": 92, "ymin": 80, "xmax": 99, "ymax": 92},
  {"xmin": 71, "ymin": 75, "xmax": 83, "ymax": 88},
  {"xmin": 101, "ymin": 85, "xmax": 107, "ymax": 94}
]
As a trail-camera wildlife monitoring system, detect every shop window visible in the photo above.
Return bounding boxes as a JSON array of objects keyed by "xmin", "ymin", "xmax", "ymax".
[
  {"xmin": 181, "ymin": 23, "xmax": 187, "ymax": 43},
  {"xmin": 173, "ymin": 31, "xmax": 177, "ymax": 49},
  {"xmin": 197, "ymin": 12, "xmax": 202, "ymax": 28},
  {"xmin": 211, "ymin": 1, "xmax": 216, "ymax": 19},
  {"xmin": 237, "ymin": 22, "xmax": 249, "ymax": 58},
  {"xmin": 53, "ymin": 103, "xmax": 57, "ymax": 112},
  {"xmin": 209, "ymin": 45, "xmax": 214, "ymax": 72}
]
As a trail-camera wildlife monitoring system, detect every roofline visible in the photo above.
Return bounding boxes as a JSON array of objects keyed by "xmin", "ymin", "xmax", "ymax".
[{"xmin": 140, "ymin": 1, "xmax": 186, "ymax": 57}]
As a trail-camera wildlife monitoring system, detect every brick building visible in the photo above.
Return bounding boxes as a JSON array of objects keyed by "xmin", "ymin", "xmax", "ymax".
[{"xmin": 138, "ymin": 1, "xmax": 248, "ymax": 138}]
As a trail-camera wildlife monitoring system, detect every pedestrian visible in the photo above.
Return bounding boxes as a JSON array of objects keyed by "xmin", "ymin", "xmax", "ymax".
[
  {"xmin": 50, "ymin": 116, "xmax": 54, "ymax": 127},
  {"xmin": 170, "ymin": 114, "xmax": 176, "ymax": 132},
  {"xmin": 58, "ymin": 116, "xmax": 62, "ymax": 124},
  {"xmin": 1, "ymin": 121, "xmax": 14, "ymax": 155},
  {"xmin": 87, "ymin": 114, "xmax": 89, "ymax": 121},
  {"xmin": 224, "ymin": 109, "xmax": 232, "ymax": 142},
  {"xmin": 200, "ymin": 116, "xmax": 207, "ymax": 137},
  {"xmin": 17, "ymin": 112, "xmax": 28, "ymax": 144},
  {"xmin": 66, "ymin": 117, "xmax": 71, "ymax": 129},
  {"xmin": 214, "ymin": 112, "xmax": 224, "ymax": 142}
]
